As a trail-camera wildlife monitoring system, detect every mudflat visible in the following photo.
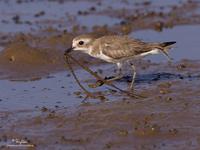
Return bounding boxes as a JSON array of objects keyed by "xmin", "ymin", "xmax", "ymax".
[{"xmin": 0, "ymin": 0, "xmax": 200, "ymax": 149}]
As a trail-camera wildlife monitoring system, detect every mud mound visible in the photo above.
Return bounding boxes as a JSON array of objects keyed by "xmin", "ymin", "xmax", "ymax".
[
  {"xmin": 0, "ymin": 42, "xmax": 55, "ymax": 64},
  {"xmin": 0, "ymin": 41, "xmax": 66, "ymax": 80}
]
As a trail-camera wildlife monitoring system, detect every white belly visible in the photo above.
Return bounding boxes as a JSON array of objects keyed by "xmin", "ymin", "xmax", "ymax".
[
  {"xmin": 139, "ymin": 49, "xmax": 160, "ymax": 57},
  {"xmin": 90, "ymin": 51, "xmax": 114, "ymax": 63}
]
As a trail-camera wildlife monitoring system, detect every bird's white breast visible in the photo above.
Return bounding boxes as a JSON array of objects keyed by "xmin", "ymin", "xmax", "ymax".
[{"xmin": 89, "ymin": 50, "xmax": 114, "ymax": 63}]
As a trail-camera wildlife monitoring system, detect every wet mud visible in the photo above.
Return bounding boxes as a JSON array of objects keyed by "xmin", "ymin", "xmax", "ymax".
[
  {"xmin": 1, "ymin": 60, "xmax": 200, "ymax": 149},
  {"xmin": 0, "ymin": 0, "xmax": 200, "ymax": 150}
]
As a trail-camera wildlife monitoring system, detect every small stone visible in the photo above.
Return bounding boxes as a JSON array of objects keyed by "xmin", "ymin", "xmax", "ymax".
[
  {"xmin": 169, "ymin": 128, "xmax": 178, "ymax": 135},
  {"xmin": 118, "ymin": 129, "xmax": 129, "ymax": 136},
  {"xmin": 9, "ymin": 56, "xmax": 15, "ymax": 62},
  {"xmin": 166, "ymin": 97, "xmax": 173, "ymax": 102},
  {"xmin": 41, "ymin": 107, "xmax": 48, "ymax": 112}
]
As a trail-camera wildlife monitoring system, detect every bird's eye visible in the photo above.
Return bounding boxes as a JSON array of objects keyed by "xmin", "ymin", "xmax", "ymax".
[{"xmin": 79, "ymin": 41, "xmax": 84, "ymax": 45}]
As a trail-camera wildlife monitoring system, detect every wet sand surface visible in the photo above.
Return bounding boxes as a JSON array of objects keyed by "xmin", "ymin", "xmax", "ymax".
[{"xmin": 0, "ymin": 0, "xmax": 200, "ymax": 149}]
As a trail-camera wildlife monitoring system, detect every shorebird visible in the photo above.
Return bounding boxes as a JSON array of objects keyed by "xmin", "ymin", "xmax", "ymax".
[{"xmin": 65, "ymin": 34, "xmax": 176, "ymax": 90}]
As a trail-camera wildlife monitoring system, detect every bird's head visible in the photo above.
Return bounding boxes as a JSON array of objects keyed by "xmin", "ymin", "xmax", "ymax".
[{"xmin": 65, "ymin": 34, "xmax": 96, "ymax": 54}]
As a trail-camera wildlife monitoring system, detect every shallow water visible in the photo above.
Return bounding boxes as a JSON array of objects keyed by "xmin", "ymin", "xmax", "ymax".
[
  {"xmin": 0, "ymin": 71, "xmax": 83, "ymax": 111},
  {"xmin": 132, "ymin": 25, "xmax": 200, "ymax": 62},
  {"xmin": 0, "ymin": 65, "xmax": 122, "ymax": 111},
  {"xmin": 77, "ymin": 15, "xmax": 121, "ymax": 27},
  {"xmin": 0, "ymin": 0, "xmax": 123, "ymax": 33},
  {"xmin": 0, "ymin": 0, "xmax": 95, "ymax": 32},
  {"xmin": 0, "ymin": 46, "xmax": 3, "ymax": 52},
  {"xmin": 0, "ymin": 0, "xmax": 190, "ymax": 33}
]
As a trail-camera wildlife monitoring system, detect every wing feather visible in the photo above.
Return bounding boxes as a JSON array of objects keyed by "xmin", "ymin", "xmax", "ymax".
[{"xmin": 95, "ymin": 36, "xmax": 152, "ymax": 60}]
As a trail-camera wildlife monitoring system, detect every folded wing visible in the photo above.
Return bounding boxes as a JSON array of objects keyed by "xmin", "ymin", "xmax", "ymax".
[{"xmin": 98, "ymin": 36, "xmax": 153, "ymax": 60}]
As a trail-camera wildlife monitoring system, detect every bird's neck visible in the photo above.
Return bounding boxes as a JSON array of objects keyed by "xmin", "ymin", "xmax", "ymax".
[{"xmin": 87, "ymin": 45, "xmax": 93, "ymax": 55}]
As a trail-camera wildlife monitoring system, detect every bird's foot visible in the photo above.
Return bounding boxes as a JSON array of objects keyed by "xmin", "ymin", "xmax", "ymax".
[
  {"xmin": 88, "ymin": 75, "xmax": 123, "ymax": 88},
  {"xmin": 88, "ymin": 79, "xmax": 105, "ymax": 88},
  {"xmin": 105, "ymin": 75, "xmax": 123, "ymax": 82},
  {"xmin": 104, "ymin": 76, "xmax": 115, "ymax": 81}
]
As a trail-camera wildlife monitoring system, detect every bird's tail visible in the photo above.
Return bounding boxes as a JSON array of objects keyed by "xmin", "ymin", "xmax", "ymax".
[{"xmin": 159, "ymin": 41, "xmax": 176, "ymax": 61}]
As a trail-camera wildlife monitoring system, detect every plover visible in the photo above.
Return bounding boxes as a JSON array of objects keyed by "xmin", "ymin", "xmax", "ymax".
[{"xmin": 65, "ymin": 34, "xmax": 176, "ymax": 90}]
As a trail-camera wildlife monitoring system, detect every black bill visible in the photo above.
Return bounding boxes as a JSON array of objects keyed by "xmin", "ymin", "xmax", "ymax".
[{"xmin": 64, "ymin": 47, "xmax": 74, "ymax": 55}]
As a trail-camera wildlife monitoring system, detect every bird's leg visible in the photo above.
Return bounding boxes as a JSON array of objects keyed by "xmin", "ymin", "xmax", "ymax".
[
  {"xmin": 105, "ymin": 68, "xmax": 122, "ymax": 81},
  {"xmin": 129, "ymin": 64, "xmax": 136, "ymax": 92},
  {"xmin": 88, "ymin": 63, "xmax": 123, "ymax": 88},
  {"xmin": 105, "ymin": 62, "xmax": 123, "ymax": 82},
  {"xmin": 161, "ymin": 49, "xmax": 173, "ymax": 62}
]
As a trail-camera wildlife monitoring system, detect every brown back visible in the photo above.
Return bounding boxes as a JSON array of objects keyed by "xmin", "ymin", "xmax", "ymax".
[{"xmin": 92, "ymin": 35, "xmax": 160, "ymax": 60}]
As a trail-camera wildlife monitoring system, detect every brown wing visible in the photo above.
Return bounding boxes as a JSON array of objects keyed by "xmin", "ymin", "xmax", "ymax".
[{"xmin": 95, "ymin": 36, "xmax": 153, "ymax": 60}]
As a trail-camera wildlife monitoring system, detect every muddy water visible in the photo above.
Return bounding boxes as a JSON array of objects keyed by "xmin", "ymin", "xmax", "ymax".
[
  {"xmin": 0, "ymin": 0, "xmax": 95, "ymax": 32},
  {"xmin": 0, "ymin": 0, "xmax": 200, "ymax": 149},
  {"xmin": 0, "ymin": 65, "xmax": 120, "ymax": 111},
  {"xmin": 0, "ymin": 0, "xmax": 195, "ymax": 33}
]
